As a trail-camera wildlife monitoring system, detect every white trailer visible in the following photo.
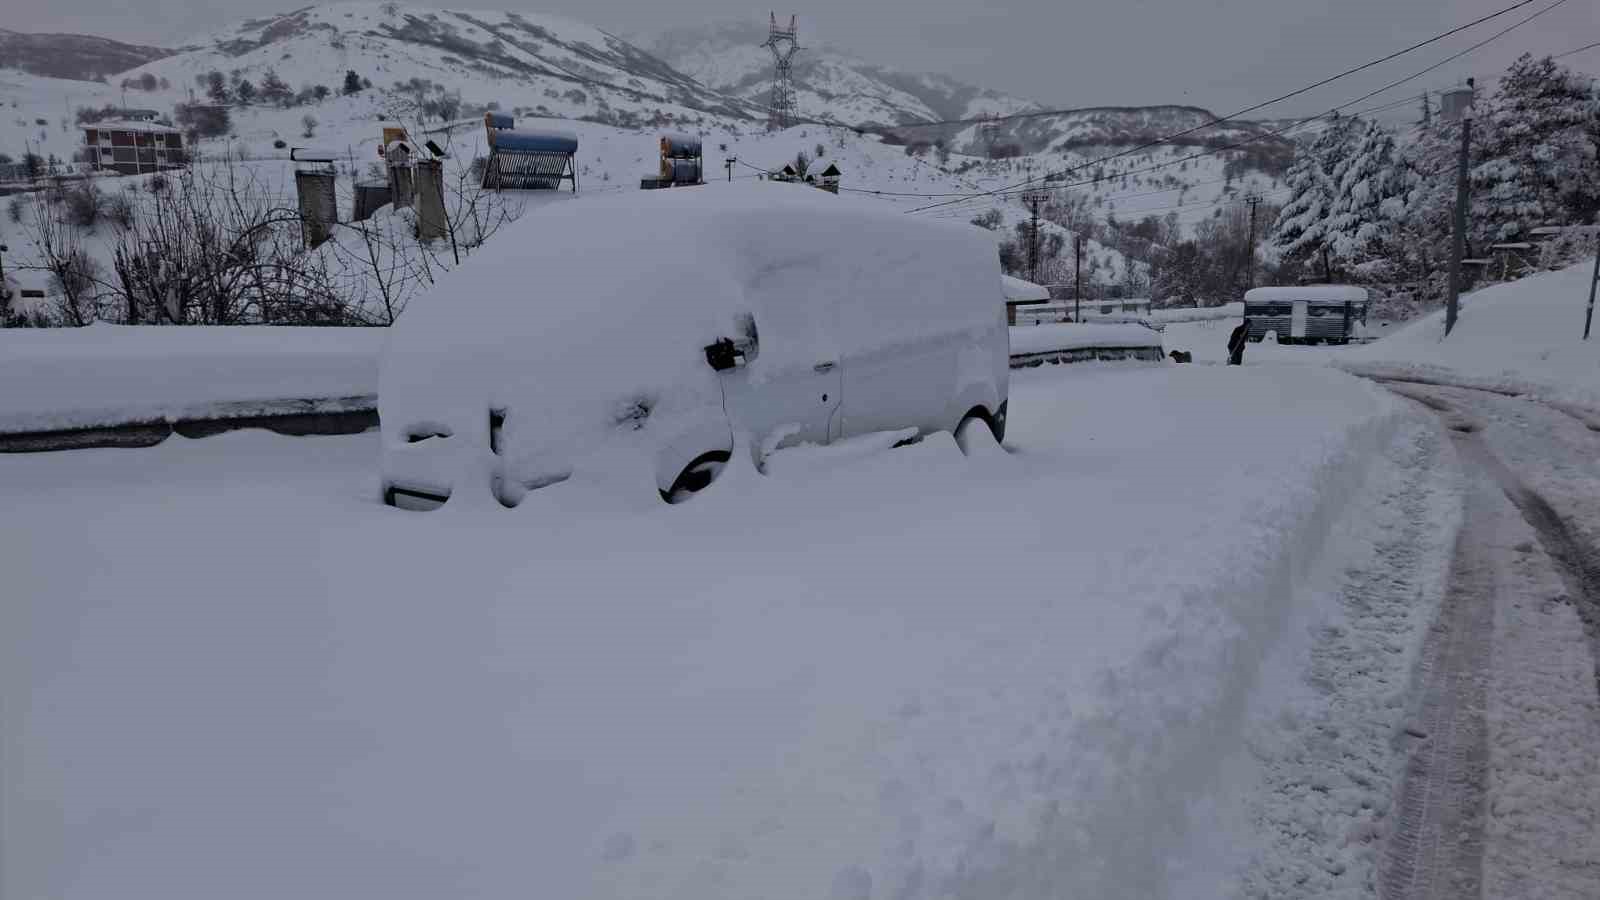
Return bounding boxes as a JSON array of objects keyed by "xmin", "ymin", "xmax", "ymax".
[{"xmin": 1243, "ymin": 285, "xmax": 1369, "ymax": 345}]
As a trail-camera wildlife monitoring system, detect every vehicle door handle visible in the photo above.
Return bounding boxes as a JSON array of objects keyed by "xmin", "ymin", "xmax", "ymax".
[{"xmin": 813, "ymin": 361, "xmax": 836, "ymax": 373}]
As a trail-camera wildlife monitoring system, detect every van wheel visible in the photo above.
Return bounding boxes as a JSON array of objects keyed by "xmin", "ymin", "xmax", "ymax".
[
  {"xmin": 955, "ymin": 411, "xmax": 1000, "ymax": 456},
  {"xmin": 660, "ymin": 450, "xmax": 731, "ymax": 504}
]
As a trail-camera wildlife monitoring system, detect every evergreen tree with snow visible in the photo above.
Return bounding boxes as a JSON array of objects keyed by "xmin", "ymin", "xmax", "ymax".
[
  {"xmin": 1471, "ymin": 53, "xmax": 1600, "ymax": 241},
  {"xmin": 1326, "ymin": 120, "xmax": 1417, "ymax": 263},
  {"xmin": 1386, "ymin": 118, "xmax": 1465, "ymax": 292},
  {"xmin": 1268, "ymin": 114, "xmax": 1358, "ymax": 268}
]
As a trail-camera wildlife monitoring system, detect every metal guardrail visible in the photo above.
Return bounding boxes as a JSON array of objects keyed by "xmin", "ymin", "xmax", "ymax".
[{"xmin": 0, "ymin": 396, "xmax": 378, "ymax": 453}]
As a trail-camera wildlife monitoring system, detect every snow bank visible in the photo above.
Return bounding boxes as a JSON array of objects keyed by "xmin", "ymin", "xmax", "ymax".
[
  {"xmin": 1008, "ymin": 321, "xmax": 1163, "ymax": 355},
  {"xmin": 1343, "ymin": 261, "xmax": 1600, "ymax": 409},
  {"xmin": 1245, "ymin": 285, "xmax": 1368, "ymax": 303},
  {"xmin": 1152, "ymin": 301, "xmax": 1243, "ymax": 323},
  {"xmin": 0, "ymin": 324, "xmax": 384, "ymax": 432},
  {"xmin": 1, "ymin": 364, "xmax": 1411, "ymax": 900}
]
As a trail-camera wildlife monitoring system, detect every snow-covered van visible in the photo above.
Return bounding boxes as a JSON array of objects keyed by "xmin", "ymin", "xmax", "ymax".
[
  {"xmin": 379, "ymin": 183, "xmax": 1010, "ymax": 509},
  {"xmin": 1243, "ymin": 285, "xmax": 1368, "ymax": 345}
]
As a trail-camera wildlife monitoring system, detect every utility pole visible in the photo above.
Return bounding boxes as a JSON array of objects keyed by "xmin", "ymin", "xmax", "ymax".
[
  {"xmin": 1582, "ymin": 247, "xmax": 1599, "ymax": 340},
  {"xmin": 1443, "ymin": 79, "xmax": 1475, "ymax": 337},
  {"xmin": 1074, "ymin": 234, "xmax": 1083, "ymax": 323},
  {"xmin": 1245, "ymin": 194, "xmax": 1261, "ymax": 290},
  {"xmin": 1419, "ymin": 92, "xmax": 1432, "ymax": 130},
  {"xmin": 724, "ymin": 156, "xmax": 736, "ymax": 182}
]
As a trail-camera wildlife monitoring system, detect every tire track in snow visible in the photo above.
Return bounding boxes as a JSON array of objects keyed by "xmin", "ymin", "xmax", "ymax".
[
  {"xmin": 1376, "ymin": 452, "xmax": 1491, "ymax": 900},
  {"xmin": 1375, "ymin": 380, "xmax": 1600, "ymax": 900},
  {"xmin": 1379, "ymin": 380, "xmax": 1600, "ymax": 699},
  {"xmin": 1464, "ymin": 440, "xmax": 1600, "ymax": 697}
]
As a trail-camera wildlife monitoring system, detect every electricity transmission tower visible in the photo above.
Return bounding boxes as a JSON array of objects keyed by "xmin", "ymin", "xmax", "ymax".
[
  {"xmin": 762, "ymin": 13, "xmax": 801, "ymax": 131},
  {"xmin": 1022, "ymin": 185, "xmax": 1051, "ymax": 284}
]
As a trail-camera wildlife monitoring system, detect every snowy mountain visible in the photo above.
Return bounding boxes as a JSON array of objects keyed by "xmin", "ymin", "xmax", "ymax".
[
  {"xmin": 648, "ymin": 20, "xmax": 1041, "ymax": 128},
  {"xmin": 0, "ymin": 29, "xmax": 172, "ymax": 82},
  {"xmin": 120, "ymin": 2, "xmax": 758, "ymax": 127}
]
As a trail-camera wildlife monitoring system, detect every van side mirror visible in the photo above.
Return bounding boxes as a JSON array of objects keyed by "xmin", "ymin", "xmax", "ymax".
[{"xmin": 704, "ymin": 338, "xmax": 744, "ymax": 371}]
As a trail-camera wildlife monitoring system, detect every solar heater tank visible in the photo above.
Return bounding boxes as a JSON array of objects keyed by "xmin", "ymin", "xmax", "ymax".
[{"xmin": 660, "ymin": 133, "xmax": 701, "ymax": 159}]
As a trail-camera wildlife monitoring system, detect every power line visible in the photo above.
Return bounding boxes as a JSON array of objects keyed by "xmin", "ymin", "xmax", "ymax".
[
  {"xmin": 1348, "ymin": 35, "xmax": 1600, "ymax": 121},
  {"xmin": 910, "ymin": 0, "xmax": 1570, "ymax": 214},
  {"xmin": 847, "ymin": 22, "xmax": 1588, "ymax": 210},
  {"xmin": 856, "ymin": 0, "xmax": 1542, "ymax": 135},
  {"xmin": 1554, "ymin": 39, "xmax": 1600, "ymax": 59},
  {"xmin": 904, "ymin": 0, "xmax": 1571, "ymax": 215}
]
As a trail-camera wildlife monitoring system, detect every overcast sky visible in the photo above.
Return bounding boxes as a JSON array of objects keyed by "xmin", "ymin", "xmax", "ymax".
[{"xmin": 11, "ymin": 0, "xmax": 1598, "ymax": 117}]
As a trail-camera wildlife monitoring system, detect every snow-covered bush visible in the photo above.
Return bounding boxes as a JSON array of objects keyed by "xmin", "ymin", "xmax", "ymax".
[
  {"xmin": 103, "ymin": 191, "xmax": 135, "ymax": 232},
  {"xmin": 60, "ymin": 183, "xmax": 104, "ymax": 230}
]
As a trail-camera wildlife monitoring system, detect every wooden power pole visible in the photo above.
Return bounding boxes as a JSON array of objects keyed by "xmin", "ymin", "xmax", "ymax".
[
  {"xmin": 1443, "ymin": 79, "xmax": 1475, "ymax": 337},
  {"xmin": 1074, "ymin": 234, "xmax": 1083, "ymax": 323},
  {"xmin": 1584, "ymin": 236, "xmax": 1599, "ymax": 340},
  {"xmin": 1245, "ymin": 194, "xmax": 1261, "ymax": 290}
]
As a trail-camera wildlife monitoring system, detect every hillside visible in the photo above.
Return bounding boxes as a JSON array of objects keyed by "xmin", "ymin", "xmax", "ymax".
[
  {"xmin": 120, "ymin": 2, "xmax": 758, "ymax": 128},
  {"xmin": 649, "ymin": 20, "xmax": 1040, "ymax": 128},
  {"xmin": 0, "ymin": 29, "xmax": 172, "ymax": 82}
]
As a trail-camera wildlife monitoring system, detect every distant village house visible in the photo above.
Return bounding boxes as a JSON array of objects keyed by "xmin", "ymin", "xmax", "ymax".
[{"xmin": 82, "ymin": 111, "xmax": 187, "ymax": 176}]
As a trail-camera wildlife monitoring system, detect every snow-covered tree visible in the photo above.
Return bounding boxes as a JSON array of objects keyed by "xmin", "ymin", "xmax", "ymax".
[
  {"xmin": 1326, "ymin": 120, "xmax": 1417, "ymax": 261},
  {"xmin": 1471, "ymin": 54, "xmax": 1600, "ymax": 241},
  {"xmin": 1268, "ymin": 115, "xmax": 1358, "ymax": 265}
]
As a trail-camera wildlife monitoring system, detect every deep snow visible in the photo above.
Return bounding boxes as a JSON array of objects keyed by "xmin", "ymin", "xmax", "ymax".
[
  {"xmin": 0, "ymin": 323, "xmax": 384, "ymax": 432},
  {"xmin": 6, "ymin": 261, "xmax": 1598, "ymax": 900},
  {"xmin": 1343, "ymin": 262, "xmax": 1600, "ymax": 410},
  {"xmin": 2, "ymin": 362, "xmax": 1413, "ymax": 900}
]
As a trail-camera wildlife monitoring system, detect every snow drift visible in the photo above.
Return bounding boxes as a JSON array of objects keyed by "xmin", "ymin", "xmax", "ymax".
[{"xmin": 1344, "ymin": 260, "xmax": 1600, "ymax": 409}]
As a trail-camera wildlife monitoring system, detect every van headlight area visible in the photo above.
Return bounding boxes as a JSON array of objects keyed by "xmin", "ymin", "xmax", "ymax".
[{"xmin": 378, "ymin": 182, "xmax": 1011, "ymax": 510}]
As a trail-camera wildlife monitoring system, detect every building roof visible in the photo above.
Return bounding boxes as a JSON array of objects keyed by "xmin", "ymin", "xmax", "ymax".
[
  {"xmin": 86, "ymin": 119, "xmax": 181, "ymax": 135},
  {"xmin": 1244, "ymin": 285, "xmax": 1368, "ymax": 304},
  {"xmin": 1001, "ymin": 274, "xmax": 1051, "ymax": 304}
]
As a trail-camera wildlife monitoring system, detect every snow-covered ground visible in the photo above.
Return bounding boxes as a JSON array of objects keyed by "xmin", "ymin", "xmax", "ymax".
[
  {"xmin": 1343, "ymin": 263, "xmax": 1600, "ymax": 411},
  {"xmin": 3, "ymin": 362, "xmax": 1425, "ymax": 900},
  {"xmin": 4, "ymin": 255, "xmax": 1598, "ymax": 900}
]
